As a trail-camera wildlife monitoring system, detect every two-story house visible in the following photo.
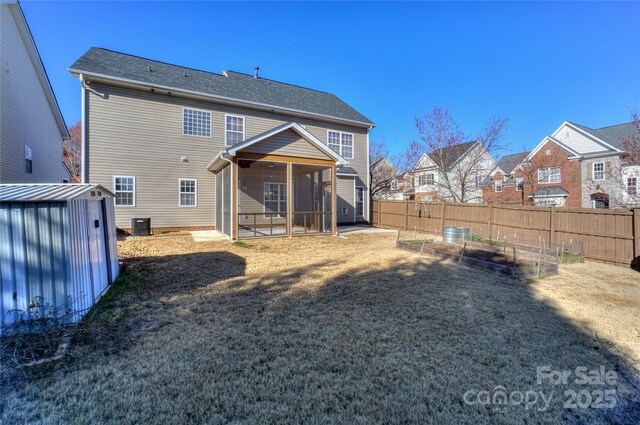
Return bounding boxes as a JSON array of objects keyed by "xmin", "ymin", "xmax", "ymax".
[
  {"xmin": 480, "ymin": 152, "xmax": 530, "ymax": 205},
  {"xmin": 482, "ymin": 121, "xmax": 640, "ymax": 208},
  {"xmin": 1, "ymin": 0, "xmax": 70, "ymax": 183},
  {"xmin": 69, "ymin": 48, "xmax": 374, "ymax": 238},
  {"xmin": 413, "ymin": 141, "xmax": 496, "ymax": 203}
]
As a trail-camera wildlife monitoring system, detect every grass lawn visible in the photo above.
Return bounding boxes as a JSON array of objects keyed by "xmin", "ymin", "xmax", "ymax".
[{"xmin": 2, "ymin": 232, "xmax": 639, "ymax": 424}]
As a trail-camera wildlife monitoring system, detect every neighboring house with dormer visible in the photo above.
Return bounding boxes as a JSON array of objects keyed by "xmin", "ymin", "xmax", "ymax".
[
  {"xmin": 482, "ymin": 121, "xmax": 640, "ymax": 208},
  {"xmin": 69, "ymin": 48, "xmax": 374, "ymax": 238},
  {"xmin": 481, "ymin": 152, "xmax": 530, "ymax": 205},
  {"xmin": 413, "ymin": 141, "xmax": 495, "ymax": 203},
  {"xmin": 0, "ymin": 0, "xmax": 70, "ymax": 183}
]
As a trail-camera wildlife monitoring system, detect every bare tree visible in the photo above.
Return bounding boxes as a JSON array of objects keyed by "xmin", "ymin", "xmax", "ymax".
[
  {"xmin": 63, "ymin": 121, "xmax": 81, "ymax": 182},
  {"xmin": 369, "ymin": 139, "xmax": 398, "ymax": 199},
  {"xmin": 410, "ymin": 107, "xmax": 509, "ymax": 202}
]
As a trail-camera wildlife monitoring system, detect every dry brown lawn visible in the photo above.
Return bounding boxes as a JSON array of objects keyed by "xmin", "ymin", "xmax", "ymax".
[{"xmin": 2, "ymin": 232, "xmax": 640, "ymax": 424}]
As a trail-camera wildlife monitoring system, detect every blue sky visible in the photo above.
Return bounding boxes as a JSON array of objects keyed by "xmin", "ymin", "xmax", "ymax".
[{"xmin": 21, "ymin": 1, "xmax": 640, "ymax": 157}]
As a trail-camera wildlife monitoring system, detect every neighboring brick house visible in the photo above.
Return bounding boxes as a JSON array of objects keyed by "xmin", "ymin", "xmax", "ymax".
[
  {"xmin": 381, "ymin": 172, "xmax": 415, "ymax": 200},
  {"xmin": 414, "ymin": 141, "xmax": 495, "ymax": 203},
  {"xmin": 483, "ymin": 121, "xmax": 640, "ymax": 208},
  {"xmin": 481, "ymin": 152, "xmax": 529, "ymax": 205}
]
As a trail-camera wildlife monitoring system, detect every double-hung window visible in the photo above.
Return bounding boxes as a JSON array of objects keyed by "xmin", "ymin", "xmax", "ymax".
[
  {"xmin": 114, "ymin": 176, "xmax": 135, "ymax": 206},
  {"xmin": 538, "ymin": 167, "xmax": 561, "ymax": 184},
  {"xmin": 516, "ymin": 176, "xmax": 524, "ymax": 191},
  {"xmin": 264, "ymin": 183, "xmax": 287, "ymax": 218},
  {"xmin": 425, "ymin": 173, "xmax": 435, "ymax": 185},
  {"xmin": 628, "ymin": 177, "xmax": 638, "ymax": 196},
  {"xmin": 327, "ymin": 130, "xmax": 354, "ymax": 159},
  {"xmin": 495, "ymin": 179, "xmax": 502, "ymax": 192},
  {"xmin": 183, "ymin": 108, "xmax": 211, "ymax": 137},
  {"xmin": 356, "ymin": 187, "xmax": 364, "ymax": 217},
  {"xmin": 593, "ymin": 162, "xmax": 605, "ymax": 181},
  {"xmin": 225, "ymin": 115, "xmax": 244, "ymax": 146},
  {"xmin": 179, "ymin": 179, "xmax": 197, "ymax": 206}
]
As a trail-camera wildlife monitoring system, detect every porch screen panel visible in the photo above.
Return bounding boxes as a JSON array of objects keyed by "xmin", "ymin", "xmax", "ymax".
[
  {"xmin": 222, "ymin": 165, "xmax": 231, "ymax": 236},
  {"xmin": 216, "ymin": 172, "xmax": 223, "ymax": 235}
]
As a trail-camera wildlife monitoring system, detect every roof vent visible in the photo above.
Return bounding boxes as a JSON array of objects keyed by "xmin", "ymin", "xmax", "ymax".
[
  {"xmin": 147, "ymin": 65, "xmax": 153, "ymax": 72},
  {"xmin": 254, "ymin": 66, "xmax": 259, "ymax": 79},
  {"xmin": 183, "ymin": 69, "xmax": 187, "ymax": 77}
]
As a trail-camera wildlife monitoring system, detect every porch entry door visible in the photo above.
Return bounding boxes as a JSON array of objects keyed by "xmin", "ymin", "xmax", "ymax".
[
  {"xmin": 322, "ymin": 183, "xmax": 331, "ymax": 232},
  {"xmin": 87, "ymin": 200, "xmax": 109, "ymax": 300}
]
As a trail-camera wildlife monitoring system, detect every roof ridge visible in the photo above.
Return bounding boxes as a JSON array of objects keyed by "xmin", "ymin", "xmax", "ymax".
[
  {"xmin": 595, "ymin": 121, "xmax": 636, "ymax": 130},
  {"xmin": 223, "ymin": 70, "xmax": 331, "ymax": 95},
  {"xmin": 90, "ymin": 47, "xmax": 226, "ymax": 78}
]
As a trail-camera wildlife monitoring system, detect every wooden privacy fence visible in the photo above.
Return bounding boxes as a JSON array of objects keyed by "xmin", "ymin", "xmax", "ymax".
[{"xmin": 371, "ymin": 200, "xmax": 640, "ymax": 267}]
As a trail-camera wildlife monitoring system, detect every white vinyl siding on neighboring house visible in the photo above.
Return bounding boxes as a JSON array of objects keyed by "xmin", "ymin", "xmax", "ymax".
[
  {"xmin": 225, "ymin": 114, "xmax": 244, "ymax": 146},
  {"xmin": 327, "ymin": 130, "xmax": 353, "ymax": 159},
  {"xmin": 263, "ymin": 182, "xmax": 286, "ymax": 218},
  {"xmin": 538, "ymin": 167, "xmax": 561, "ymax": 184},
  {"xmin": 178, "ymin": 179, "xmax": 197, "ymax": 207},
  {"xmin": 355, "ymin": 186, "xmax": 364, "ymax": 217},
  {"xmin": 593, "ymin": 162, "xmax": 605, "ymax": 181},
  {"xmin": 114, "ymin": 176, "xmax": 135, "ymax": 206},
  {"xmin": 183, "ymin": 108, "xmax": 211, "ymax": 137}
]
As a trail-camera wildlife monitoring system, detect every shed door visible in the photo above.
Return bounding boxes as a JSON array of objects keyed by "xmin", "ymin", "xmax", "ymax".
[{"xmin": 87, "ymin": 200, "xmax": 109, "ymax": 298}]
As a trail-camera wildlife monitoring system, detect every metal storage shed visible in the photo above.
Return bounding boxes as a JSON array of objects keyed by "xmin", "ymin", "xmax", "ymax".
[{"xmin": 0, "ymin": 184, "xmax": 119, "ymax": 326}]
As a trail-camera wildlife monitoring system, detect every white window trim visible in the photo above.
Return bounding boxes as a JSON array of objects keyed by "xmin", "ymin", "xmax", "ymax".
[
  {"xmin": 356, "ymin": 186, "xmax": 364, "ymax": 218},
  {"xmin": 182, "ymin": 107, "xmax": 212, "ymax": 138},
  {"xmin": 627, "ymin": 177, "xmax": 638, "ymax": 196},
  {"xmin": 113, "ymin": 175, "xmax": 136, "ymax": 207},
  {"xmin": 327, "ymin": 129, "xmax": 354, "ymax": 159},
  {"xmin": 263, "ymin": 182, "xmax": 286, "ymax": 218},
  {"xmin": 537, "ymin": 166, "xmax": 561, "ymax": 185},
  {"xmin": 425, "ymin": 173, "xmax": 435, "ymax": 186},
  {"xmin": 515, "ymin": 176, "xmax": 524, "ymax": 191},
  {"xmin": 224, "ymin": 114, "xmax": 245, "ymax": 147},
  {"xmin": 178, "ymin": 178, "xmax": 198, "ymax": 207},
  {"xmin": 495, "ymin": 179, "xmax": 502, "ymax": 192},
  {"xmin": 592, "ymin": 162, "xmax": 605, "ymax": 181}
]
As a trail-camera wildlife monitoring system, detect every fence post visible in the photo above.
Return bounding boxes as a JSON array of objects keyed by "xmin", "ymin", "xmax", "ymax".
[
  {"xmin": 377, "ymin": 200, "xmax": 381, "ymax": 227},
  {"xmin": 549, "ymin": 206, "xmax": 556, "ymax": 248},
  {"xmin": 487, "ymin": 203, "xmax": 493, "ymax": 240},
  {"xmin": 440, "ymin": 201, "xmax": 447, "ymax": 236},
  {"xmin": 405, "ymin": 200, "xmax": 409, "ymax": 230},
  {"xmin": 633, "ymin": 208, "xmax": 640, "ymax": 268}
]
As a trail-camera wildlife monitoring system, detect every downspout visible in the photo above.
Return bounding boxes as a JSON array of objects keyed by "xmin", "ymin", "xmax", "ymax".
[{"xmin": 80, "ymin": 74, "xmax": 87, "ymax": 183}]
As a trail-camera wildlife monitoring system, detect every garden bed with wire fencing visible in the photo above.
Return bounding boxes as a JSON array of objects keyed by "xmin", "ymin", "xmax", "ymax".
[{"xmin": 396, "ymin": 230, "xmax": 567, "ymax": 279}]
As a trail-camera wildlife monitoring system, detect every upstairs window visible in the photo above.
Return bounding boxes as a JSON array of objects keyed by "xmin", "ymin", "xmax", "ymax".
[
  {"xmin": 114, "ymin": 176, "xmax": 135, "ymax": 206},
  {"xmin": 328, "ymin": 130, "xmax": 354, "ymax": 159},
  {"xmin": 593, "ymin": 162, "xmax": 605, "ymax": 181},
  {"xmin": 425, "ymin": 173, "xmax": 435, "ymax": 185},
  {"xmin": 179, "ymin": 179, "xmax": 197, "ymax": 206},
  {"xmin": 24, "ymin": 144, "xmax": 32, "ymax": 173},
  {"xmin": 538, "ymin": 166, "xmax": 561, "ymax": 184},
  {"xmin": 516, "ymin": 176, "xmax": 524, "ymax": 191},
  {"xmin": 628, "ymin": 177, "xmax": 638, "ymax": 196},
  {"xmin": 474, "ymin": 175, "xmax": 483, "ymax": 188},
  {"xmin": 391, "ymin": 180, "xmax": 399, "ymax": 190},
  {"xmin": 495, "ymin": 179, "xmax": 502, "ymax": 192},
  {"xmin": 183, "ymin": 108, "xmax": 211, "ymax": 137},
  {"xmin": 225, "ymin": 115, "xmax": 244, "ymax": 146}
]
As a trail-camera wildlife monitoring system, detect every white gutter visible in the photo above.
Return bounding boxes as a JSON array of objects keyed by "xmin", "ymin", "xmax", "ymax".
[
  {"xmin": 80, "ymin": 74, "xmax": 87, "ymax": 183},
  {"xmin": 68, "ymin": 69, "xmax": 375, "ymax": 129}
]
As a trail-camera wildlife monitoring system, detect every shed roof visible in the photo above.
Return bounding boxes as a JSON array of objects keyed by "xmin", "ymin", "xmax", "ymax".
[{"xmin": 0, "ymin": 184, "xmax": 113, "ymax": 202}]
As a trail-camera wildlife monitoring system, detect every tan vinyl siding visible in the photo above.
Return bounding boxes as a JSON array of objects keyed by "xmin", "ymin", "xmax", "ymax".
[
  {"xmin": 336, "ymin": 176, "xmax": 355, "ymax": 224},
  {"xmin": 0, "ymin": 5, "xmax": 67, "ymax": 183},
  {"xmin": 240, "ymin": 129, "xmax": 331, "ymax": 160},
  {"xmin": 86, "ymin": 82, "xmax": 369, "ymax": 228}
]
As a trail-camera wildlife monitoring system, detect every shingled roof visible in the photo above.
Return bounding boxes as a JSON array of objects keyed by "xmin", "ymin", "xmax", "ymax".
[
  {"xmin": 427, "ymin": 141, "xmax": 479, "ymax": 170},
  {"xmin": 568, "ymin": 121, "xmax": 637, "ymax": 151},
  {"xmin": 69, "ymin": 47, "xmax": 374, "ymax": 126},
  {"xmin": 495, "ymin": 151, "xmax": 529, "ymax": 174}
]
